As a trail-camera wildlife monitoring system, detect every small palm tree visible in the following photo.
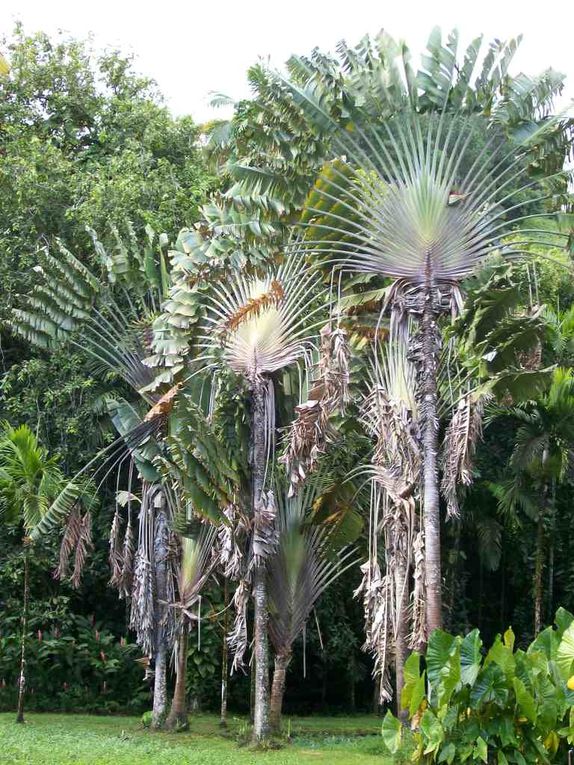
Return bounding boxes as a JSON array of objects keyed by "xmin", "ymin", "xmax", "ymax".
[
  {"xmin": 267, "ymin": 482, "xmax": 356, "ymax": 732},
  {"xmin": 0, "ymin": 423, "xmax": 65, "ymax": 723},
  {"xmin": 165, "ymin": 524, "xmax": 217, "ymax": 730},
  {"xmin": 202, "ymin": 253, "xmax": 320, "ymax": 741}
]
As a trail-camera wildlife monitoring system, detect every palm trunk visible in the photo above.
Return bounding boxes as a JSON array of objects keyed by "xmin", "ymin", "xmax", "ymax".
[
  {"xmin": 547, "ymin": 481, "xmax": 556, "ymax": 624},
  {"xmin": 166, "ymin": 625, "xmax": 189, "ymax": 730},
  {"xmin": 269, "ymin": 651, "xmax": 291, "ymax": 733},
  {"xmin": 251, "ymin": 381, "xmax": 271, "ymax": 742},
  {"xmin": 534, "ymin": 510, "xmax": 546, "ymax": 635},
  {"xmin": 420, "ymin": 274, "xmax": 442, "ymax": 634},
  {"xmin": 152, "ymin": 498, "xmax": 169, "ymax": 730},
  {"xmin": 534, "ymin": 452, "xmax": 549, "ymax": 636},
  {"xmin": 16, "ymin": 547, "xmax": 29, "ymax": 724},
  {"xmin": 220, "ymin": 579, "xmax": 229, "ymax": 728}
]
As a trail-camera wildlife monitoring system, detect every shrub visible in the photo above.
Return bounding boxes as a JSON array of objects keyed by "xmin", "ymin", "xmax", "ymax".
[{"xmin": 382, "ymin": 608, "xmax": 574, "ymax": 763}]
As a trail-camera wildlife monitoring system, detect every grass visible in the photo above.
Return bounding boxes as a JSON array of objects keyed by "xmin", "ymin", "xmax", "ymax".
[{"xmin": 0, "ymin": 712, "xmax": 391, "ymax": 764}]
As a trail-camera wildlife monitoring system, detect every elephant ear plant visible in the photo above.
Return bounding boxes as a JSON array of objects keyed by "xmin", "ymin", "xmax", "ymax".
[
  {"xmin": 200, "ymin": 252, "xmax": 321, "ymax": 742},
  {"xmin": 382, "ymin": 608, "xmax": 574, "ymax": 763}
]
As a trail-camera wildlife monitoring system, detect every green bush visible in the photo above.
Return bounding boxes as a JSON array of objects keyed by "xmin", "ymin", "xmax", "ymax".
[
  {"xmin": 382, "ymin": 609, "xmax": 574, "ymax": 763},
  {"xmin": 0, "ymin": 612, "xmax": 149, "ymax": 714}
]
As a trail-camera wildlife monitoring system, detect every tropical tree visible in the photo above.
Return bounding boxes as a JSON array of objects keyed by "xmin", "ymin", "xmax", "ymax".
[
  {"xmin": 165, "ymin": 525, "xmax": 217, "ymax": 729},
  {"xmin": 267, "ymin": 481, "xmax": 356, "ymax": 732},
  {"xmin": 9, "ymin": 230, "xmax": 237, "ymax": 727},
  {"xmin": 281, "ymin": 62, "xmax": 569, "ymax": 635},
  {"xmin": 0, "ymin": 424, "xmax": 69, "ymax": 722},
  {"xmin": 200, "ymin": 253, "xmax": 321, "ymax": 741},
  {"xmin": 185, "ymin": 30, "xmax": 571, "ymax": 642}
]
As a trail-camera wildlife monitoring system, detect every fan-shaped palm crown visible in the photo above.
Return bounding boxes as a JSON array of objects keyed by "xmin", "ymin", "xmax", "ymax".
[
  {"xmin": 203, "ymin": 254, "xmax": 319, "ymax": 382},
  {"xmin": 298, "ymin": 108, "xmax": 566, "ymax": 287}
]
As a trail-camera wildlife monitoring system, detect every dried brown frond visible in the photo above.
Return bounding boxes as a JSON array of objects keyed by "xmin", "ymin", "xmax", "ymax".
[
  {"xmin": 223, "ymin": 279, "xmax": 284, "ymax": 333},
  {"xmin": 144, "ymin": 382, "xmax": 183, "ymax": 422},
  {"xmin": 409, "ymin": 530, "xmax": 427, "ymax": 651},
  {"xmin": 228, "ymin": 578, "xmax": 250, "ymax": 672},
  {"xmin": 281, "ymin": 325, "xmax": 350, "ymax": 495},
  {"xmin": 54, "ymin": 504, "xmax": 83, "ymax": 581},
  {"xmin": 251, "ymin": 491, "xmax": 279, "ymax": 568},
  {"xmin": 119, "ymin": 518, "xmax": 135, "ymax": 598},
  {"xmin": 109, "ymin": 508, "xmax": 123, "ymax": 588},
  {"xmin": 441, "ymin": 394, "xmax": 487, "ymax": 518},
  {"xmin": 71, "ymin": 512, "xmax": 93, "ymax": 589}
]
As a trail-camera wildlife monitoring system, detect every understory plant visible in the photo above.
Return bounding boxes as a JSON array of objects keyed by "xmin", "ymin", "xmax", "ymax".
[{"xmin": 382, "ymin": 608, "xmax": 574, "ymax": 763}]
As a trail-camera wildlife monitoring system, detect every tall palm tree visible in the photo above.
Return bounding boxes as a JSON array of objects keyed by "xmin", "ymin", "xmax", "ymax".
[
  {"xmin": 201, "ymin": 30, "xmax": 570, "ymax": 638},
  {"xmin": 0, "ymin": 424, "xmax": 68, "ymax": 723},
  {"xmin": 267, "ymin": 481, "xmax": 356, "ymax": 732},
  {"xmin": 10, "ymin": 231, "xmax": 235, "ymax": 727},
  {"xmin": 201, "ymin": 253, "xmax": 320, "ymax": 741},
  {"xmin": 287, "ymin": 97, "xmax": 568, "ymax": 632}
]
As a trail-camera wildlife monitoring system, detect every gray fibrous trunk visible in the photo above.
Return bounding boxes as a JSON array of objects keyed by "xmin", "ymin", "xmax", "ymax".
[
  {"xmin": 16, "ymin": 547, "xmax": 29, "ymax": 724},
  {"xmin": 166, "ymin": 625, "xmax": 189, "ymax": 730},
  {"xmin": 269, "ymin": 651, "xmax": 292, "ymax": 733},
  {"xmin": 152, "ymin": 494, "xmax": 169, "ymax": 730},
  {"xmin": 419, "ymin": 274, "xmax": 442, "ymax": 634},
  {"xmin": 394, "ymin": 546, "xmax": 409, "ymax": 719},
  {"xmin": 251, "ymin": 381, "xmax": 271, "ymax": 743}
]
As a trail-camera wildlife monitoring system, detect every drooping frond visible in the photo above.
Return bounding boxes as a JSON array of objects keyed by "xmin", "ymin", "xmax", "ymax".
[
  {"xmin": 280, "ymin": 323, "xmax": 351, "ymax": 495},
  {"xmin": 441, "ymin": 392, "xmax": 488, "ymax": 518},
  {"xmin": 10, "ymin": 236, "xmax": 159, "ymax": 395}
]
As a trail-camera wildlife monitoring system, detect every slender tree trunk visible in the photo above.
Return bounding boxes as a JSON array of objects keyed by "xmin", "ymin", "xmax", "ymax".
[
  {"xmin": 220, "ymin": 579, "xmax": 229, "ymax": 728},
  {"xmin": 16, "ymin": 547, "xmax": 29, "ymax": 724},
  {"xmin": 152, "ymin": 497, "xmax": 169, "ymax": 730},
  {"xmin": 500, "ymin": 547, "xmax": 506, "ymax": 633},
  {"xmin": 251, "ymin": 381, "xmax": 271, "ymax": 742},
  {"xmin": 394, "ymin": 549, "xmax": 409, "ymax": 720},
  {"xmin": 166, "ymin": 625, "xmax": 189, "ymax": 730},
  {"xmin": 534, "ymin": 453, "xmax": 550, "ymax": 636},
  {"xmin": 534, "ymin": 510, "xmax": 546, "ymax": 635},
  {"xmin": 420, "ymin": 273, "xmax": 442, "ymax": 633},
  {"xmin": 547, "ymin": 481, "xmax": 556, "ymax": 624},
  {"xmin": 269, "ymin": 651, "xmax": 291, "ymax": 734}
]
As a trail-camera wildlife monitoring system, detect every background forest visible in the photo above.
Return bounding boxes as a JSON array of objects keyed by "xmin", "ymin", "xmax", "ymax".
[{"xmin": 1, "ymin": 23, "xmax": 574, "ymax": 760}]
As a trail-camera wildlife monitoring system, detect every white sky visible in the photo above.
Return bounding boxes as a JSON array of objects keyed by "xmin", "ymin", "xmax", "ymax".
[{"xmin": 1, "ymin": 0, "xmax": 573, "ymax": 123}]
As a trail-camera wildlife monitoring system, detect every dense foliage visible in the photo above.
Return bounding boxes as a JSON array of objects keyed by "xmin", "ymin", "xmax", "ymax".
[
  {"xmin": 382, "ymin": 609, "xmax": 574, "ymax": 763},
  {"xmin": 1, "ymin": 23, "xmax": 574, "ymax": 759}
]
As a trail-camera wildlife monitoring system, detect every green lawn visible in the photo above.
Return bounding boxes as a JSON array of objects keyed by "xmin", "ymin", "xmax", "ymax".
[{"xmin": 0, "ymin": 712, "xmax": 392, "ymax": 764}]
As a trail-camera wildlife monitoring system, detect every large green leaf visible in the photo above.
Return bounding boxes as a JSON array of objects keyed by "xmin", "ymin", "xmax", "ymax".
[
  {"xmin": 381, "ymin": 711, "xmax": 402, "ymax": 754},
  {"xmin": 460, "ymin": 629, "xmax": 482, "ymax": 685},
  {"xmin": 420, "ymin": 709, "xmax": 444, "ymax": 756},
  {"xmin": 513, "ymin": 677, "xmax": 537, "ymax": 724},
  {"xmin": 557, "ymin": 623, "xmax": 574, "ymax": 681},
  {"xmin": 470, "ymin": 663, "xmax": 510, "ymax": 708},
  {"xmin": 427, "ymin": 630, "xmax": 458, "ymax": 688}
]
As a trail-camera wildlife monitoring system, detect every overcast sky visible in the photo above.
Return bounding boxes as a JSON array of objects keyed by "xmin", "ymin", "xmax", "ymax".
[{"xmin": 1, "ymin": 0, "xmax": 573, "ymax": 123}]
